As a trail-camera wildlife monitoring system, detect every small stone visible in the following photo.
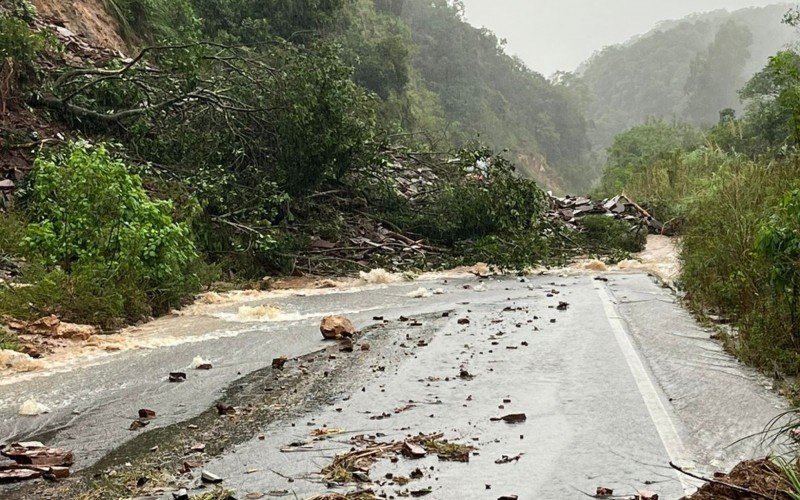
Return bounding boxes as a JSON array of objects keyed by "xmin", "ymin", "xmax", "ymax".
[
  {"xmin": 138, "ymin": 409, "xmax": 156, "ymax": 419},
  {"xmin": 201, "ymin": 470, "xmax": 223, "ymax": 484}
]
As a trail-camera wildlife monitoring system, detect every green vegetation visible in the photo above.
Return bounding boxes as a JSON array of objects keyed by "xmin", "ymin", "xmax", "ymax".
[
  {"xmin": 0, "ymin": 0, "xmax": 641, "ymax": 332},
  {"xmin": 0, "ymin": 143, "xmax": 201, "ymax": 328},
  {"xmin": 599, "ymin": 8, "xmax": 800, "ymax": 380},
  {"xmin": 580, "ymin": 5, "xmax": 795, "ymax": 153}
]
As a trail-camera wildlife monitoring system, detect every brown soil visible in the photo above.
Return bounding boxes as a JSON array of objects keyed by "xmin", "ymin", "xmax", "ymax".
[
  {"xmin": 31, "ymin": 0, "xmax": 127, "ymax": 54},
  {"xmin": 685, "ymin": 459, "xmax": 796, "ymax": 500}
]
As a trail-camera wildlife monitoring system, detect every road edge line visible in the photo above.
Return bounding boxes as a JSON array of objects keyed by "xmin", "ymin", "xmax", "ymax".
[{"xmin": 594, "ymin": 281, "xmax": 696, "ymax": 494}]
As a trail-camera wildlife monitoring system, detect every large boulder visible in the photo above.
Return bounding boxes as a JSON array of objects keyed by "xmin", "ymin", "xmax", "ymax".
[{"xmin": 320, "ymin": 315, "xmax": 356, "ymax": 340}]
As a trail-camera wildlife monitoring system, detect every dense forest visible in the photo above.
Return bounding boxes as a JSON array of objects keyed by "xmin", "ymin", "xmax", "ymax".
[
  {"xmin": 0, "ymin": 0, "xmax": 629, "ymax": 332},
  {"xmin": 579, "ymin": 4, "xmax": 796, "ymax": 153},
  {"xmin": 595, "ymin": 6, "xmax": 800, "ymax": 388}
]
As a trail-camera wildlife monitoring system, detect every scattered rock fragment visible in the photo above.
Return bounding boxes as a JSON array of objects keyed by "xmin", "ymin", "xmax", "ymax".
[
  {"xmin": 495, "ymin": 454, "xmax": 522, "ymax": 464},
  {"xmin": 189, "ymin": 443, "xmax": 206, "ymax": 452},
  {"xmin": 360, "ymin": 342, "xmax": 371, "ymax": 351},
  {"xmin": 490, "ymin": 413, "xmax": 527, "ymax": 424},
  {"xmin": 173, "ymin": 488, "xmax": 189, "ymax": 500},
  {"xmin": 138, "ymin": 408, "xmax": 156, "ymax": 419},
  {"xmin": 402, "ymin": 442, "xmax": 427, "ymax": 459},
  {"xmin": 0, "ymin": 467, "xmax": 43, "ymax": 483},
  {"xmin": 191, "ymin": 356, "xmax": 212, "ymax": 369},
  {"xmin": 320, "ymin": 315, "xmax": 356, "ymax": 339},
  {"xmin": 216, "ymin": 402, "xmax": 236, "ymax": 415},
  {"xmin": 596, "ymin": 486, "xmax": 614, "ymax": 497},
  {"xmin": 339, "ymin": 338, "xmax": 354, "ymax": 352},
  {"xmin": 557, "ymin": 301, "xmax": 570, "ymax": 311},
  {"xmin": 169, "ymin": 372, "xmax": 187, "ymax": 383},
  {"xmin": 1, "ymin": 442, "xmax": 73, "ymax": 466},
  {"xmin": 272, "ymin": 356, "xmax": 288, "ymax": 369},
  {"xmin": 129, "ymin": 419, "xmax": 150, "ymax": 431},
  {"xmin": 201, "ymin": 470, "xmax": 223, "ymax": 483},
  {"xmin": 636, "ymin": 491, "xmax": 658, "ymax": 500},
  {"xmin": 18, "ymin": 399, "xmax": 50, "ymax": 416}
]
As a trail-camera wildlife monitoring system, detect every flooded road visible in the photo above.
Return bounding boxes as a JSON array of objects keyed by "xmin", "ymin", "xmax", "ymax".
[{"xmin": 0, "ymin": 252, "xmax": 787, "ymax": 499}]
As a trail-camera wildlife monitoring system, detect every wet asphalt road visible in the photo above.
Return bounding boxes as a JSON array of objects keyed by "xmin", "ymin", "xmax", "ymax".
[{"xmin": 0, "ymin": 272, "xmax": 788, "ymax": 499}]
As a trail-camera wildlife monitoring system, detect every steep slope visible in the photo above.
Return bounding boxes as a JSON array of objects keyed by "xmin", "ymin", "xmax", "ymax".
[
  {"xmin": 30, "ymin": 0, "xmax": 126, "ymax": 53},
  {"xmin": 580, "ymin": 4, "xmax": 797, "ymax": 151},
  {"xmin": 397, "ymin": 0, "xmax": 591, "ymax": 191}
]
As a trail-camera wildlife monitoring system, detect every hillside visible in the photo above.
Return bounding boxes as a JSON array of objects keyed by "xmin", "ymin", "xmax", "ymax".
[
  {"xmin": 0, "ymin": 0, "xmax": 639, "ymax": 331},
  {"xmin": 579, "ymin": 4, "xmax": 797, "ymax": 152}
]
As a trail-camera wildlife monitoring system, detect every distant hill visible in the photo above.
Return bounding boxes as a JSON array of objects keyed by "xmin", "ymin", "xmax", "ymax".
[{"xmin": 579, "ymin": 4, "xmax": 797, "ymax": 152}]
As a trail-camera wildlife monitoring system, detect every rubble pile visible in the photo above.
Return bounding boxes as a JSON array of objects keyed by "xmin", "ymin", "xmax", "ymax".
[
  {"xmin": 0, "ymin": 442, "xmax": 73, "ymax": 484},
  {"xmin": 547, "ymin": 193, "xmax": 666, "ymax": 234},
  {"xmin": 306, "ymin": 222, "xmax": 442, "ymax": 274}
]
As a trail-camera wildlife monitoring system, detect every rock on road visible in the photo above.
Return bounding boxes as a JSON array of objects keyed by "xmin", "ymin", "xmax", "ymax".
[{"xmin": 0, "ymin": 271, "xmax": 787, "ymax": 499}]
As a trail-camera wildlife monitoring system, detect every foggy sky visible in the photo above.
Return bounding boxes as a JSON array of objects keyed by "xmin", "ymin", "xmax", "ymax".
[{"xmin": 461, "ymin": 0, "xmax": 790, "ymax": 76}]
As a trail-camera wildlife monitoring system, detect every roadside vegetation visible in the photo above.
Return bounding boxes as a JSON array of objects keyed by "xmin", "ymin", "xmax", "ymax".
[
  {"xmin": 596, "ymin": 8, "xmax": 800, "ymax": 387},
  {"xmin": 0, "ymin": 0, "xmax": 640, "ymax": 333}
]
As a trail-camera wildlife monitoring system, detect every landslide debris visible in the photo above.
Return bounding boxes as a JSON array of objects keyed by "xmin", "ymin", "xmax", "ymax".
[
  {"xmin": 0, "ymin": 441, "xmax": 73, "ymax": 484},
  {"xmin": 682, "ymin": 459, "xmax": 797, "ymax": 500},
  {"xmin": 321, "ymin": 315, "xmax": 357, "ymax": 340}
]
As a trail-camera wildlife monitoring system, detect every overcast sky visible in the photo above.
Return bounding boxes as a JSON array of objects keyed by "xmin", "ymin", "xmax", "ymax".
[{"xmin": 461, "ymin": 0, "xmax": 789, "ymax": 76}]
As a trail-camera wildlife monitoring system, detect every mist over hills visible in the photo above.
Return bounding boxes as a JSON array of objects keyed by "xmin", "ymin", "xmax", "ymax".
[{"xmin": 578, "ymin": 4, "xmax": 797, "ymax": 153}]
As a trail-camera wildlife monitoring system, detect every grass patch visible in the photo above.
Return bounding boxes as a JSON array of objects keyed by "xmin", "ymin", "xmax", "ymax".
[{"xmin": 0, "ymin": 327, "xmax": 19, "ymax": 350}]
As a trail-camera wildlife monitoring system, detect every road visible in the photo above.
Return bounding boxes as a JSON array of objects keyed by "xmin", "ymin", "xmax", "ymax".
[{"xmin": 0, "ymin": 270, "xmax": 788, "ymax": 499}]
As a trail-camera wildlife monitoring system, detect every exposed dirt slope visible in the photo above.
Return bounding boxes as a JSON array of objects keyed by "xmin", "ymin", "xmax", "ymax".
[{"xmin": 31, "ymin": 0, "xmax": 126, "ymax": 54}]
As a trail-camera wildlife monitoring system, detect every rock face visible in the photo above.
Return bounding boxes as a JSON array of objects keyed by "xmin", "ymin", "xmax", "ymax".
[{"xmin": 320, "ymin": 316, "xmax": 356, "ymax": 340}]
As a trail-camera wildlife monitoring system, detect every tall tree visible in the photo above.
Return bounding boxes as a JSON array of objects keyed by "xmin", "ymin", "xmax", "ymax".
[{"xmin": 684, "ymin": 20, "xmax": 753, "ymax": 124}]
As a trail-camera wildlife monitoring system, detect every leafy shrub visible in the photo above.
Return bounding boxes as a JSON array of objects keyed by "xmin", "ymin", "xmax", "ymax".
[
  {"xmin": 0, "ymin": 211, "xmax": 25, "ymax": 256},
  {"xmin": 680, "ymin": 158, "xmax": 800, "ymax": 373},
  {"xmin": 578, "ymin": 215, "xmax": 647, "ymax": 254},
  {"xmin": 402, "ymin": 151, "xmax": 547, "ymax": 245},
  {"xmin": 596, "ymin": 120, "xmax": 705, "ymax": 197},
  {"xmin": 0, "ymin": 13, "xmax": 56, "ymax": 87},
  {"xmin": 756, "ymin": 189, "xmax": 800, "ymax": 342},
  {"xmin": 0, "ymin": 15, "xmax": 46, "ymax": 60},
  {"xmin": 3, "ymin": 143, "xmax": 201, "ymax": 326}
]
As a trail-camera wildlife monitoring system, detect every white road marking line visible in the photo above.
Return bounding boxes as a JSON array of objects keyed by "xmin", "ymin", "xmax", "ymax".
[{"xmin": 595, "ymin": 282, "xmax": 697, "ymax": 494}]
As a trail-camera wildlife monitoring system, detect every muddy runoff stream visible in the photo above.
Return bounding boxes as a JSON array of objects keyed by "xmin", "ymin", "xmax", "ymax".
[{"xmin": 5, "ymin": 236, "xmax": 785, "ymax": 500}]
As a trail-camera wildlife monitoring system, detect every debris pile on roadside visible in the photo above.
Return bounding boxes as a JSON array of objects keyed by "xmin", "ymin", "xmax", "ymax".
[
  {"xmin": 0, "ymin": 442, "xmax": 73, "ymax": 484},
  {"xmin": 0, "ymin": 314, "xmax": 100, "ymax": 363},
  {"xmin": 680, "ymin": 458, "xmax": 796, "ymax": 500},
  {"xmin": 547, "ymin": 193, "xmax": 666, "ymax": 234},
  {"xmin": 305, "ymin": 222, "xmax": 442, "ymax": 275}
]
